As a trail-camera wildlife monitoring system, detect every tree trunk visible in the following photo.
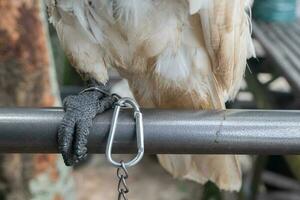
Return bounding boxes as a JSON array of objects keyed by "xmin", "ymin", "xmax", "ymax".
[{"xmin": 0, "ymin": 1, "xmax": 74, "ymax": 199}]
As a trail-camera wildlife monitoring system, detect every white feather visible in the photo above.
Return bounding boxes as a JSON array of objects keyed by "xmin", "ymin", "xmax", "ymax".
[
  {"xmin": 156, "ymin": 46, "xmax": 191, "ymax": 81},
  {"xmin": 188, "ymin": 0, "xmax": 205, "ymax": 14},
  {"xmin": 113, "ymin": 0, "xmax": 153, "ymax": 28}
]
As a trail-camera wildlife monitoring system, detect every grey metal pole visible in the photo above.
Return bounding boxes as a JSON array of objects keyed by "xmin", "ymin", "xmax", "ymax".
[{"xmin": 0, "ymin": 108, "xmax": 300, "ymax": 154}]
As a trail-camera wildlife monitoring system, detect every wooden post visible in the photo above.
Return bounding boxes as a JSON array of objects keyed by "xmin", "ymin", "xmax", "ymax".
[{"xmin": 0, "ymin": 1, "xmax": 74, "ymax": 199}]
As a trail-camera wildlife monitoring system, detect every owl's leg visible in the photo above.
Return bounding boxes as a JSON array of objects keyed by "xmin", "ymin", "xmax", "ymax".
[{"xmin": 58, "ymin": 79, "xmax": 117, "ymax": 166}]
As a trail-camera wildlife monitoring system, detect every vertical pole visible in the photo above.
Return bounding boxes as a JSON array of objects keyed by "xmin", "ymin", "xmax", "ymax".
[{"xmin": 0, "ymin": 1, "xmax": 74, "ymax": 199}]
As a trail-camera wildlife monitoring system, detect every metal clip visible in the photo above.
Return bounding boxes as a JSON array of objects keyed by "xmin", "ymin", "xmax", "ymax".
[{"xmin": 106, "ymin": 97, "xmax": 144, "ymax": 168}]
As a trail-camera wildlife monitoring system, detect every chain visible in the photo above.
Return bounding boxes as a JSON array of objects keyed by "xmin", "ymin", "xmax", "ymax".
[{"xmin": 117, "ymin": 161, "xmax": 129, "ymax": 200}]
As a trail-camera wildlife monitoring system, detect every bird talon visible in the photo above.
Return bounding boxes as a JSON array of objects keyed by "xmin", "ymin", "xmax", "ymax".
[{"xmin": 58, "ymin": 88, "xmax": 115, "ymax": 166}]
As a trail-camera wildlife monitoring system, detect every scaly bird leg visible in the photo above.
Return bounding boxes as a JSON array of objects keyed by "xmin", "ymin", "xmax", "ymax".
[{"xmin": 58, "ymin": 79, "xmax": 117, "ymax": 166}]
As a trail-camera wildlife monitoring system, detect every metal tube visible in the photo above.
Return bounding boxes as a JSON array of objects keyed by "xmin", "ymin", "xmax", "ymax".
[{"xmin": 0, "ymin": 108, "xmax": 300, "ymax": 154}]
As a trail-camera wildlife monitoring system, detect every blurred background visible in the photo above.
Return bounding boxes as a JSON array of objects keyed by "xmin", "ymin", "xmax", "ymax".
[{"xmin": 0, "ymin": 0, "xmax": 300, "ymax": 199}]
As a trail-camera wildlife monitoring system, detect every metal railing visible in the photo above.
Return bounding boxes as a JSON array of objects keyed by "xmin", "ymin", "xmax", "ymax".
[{"xmin": 0, "ymin": 108, "xmax": 299, "ymax": 154}]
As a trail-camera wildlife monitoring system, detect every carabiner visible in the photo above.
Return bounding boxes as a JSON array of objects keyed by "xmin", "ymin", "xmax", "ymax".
[{"xmin": 106, "ymin": 97, "xmax": 144, "ymax": 168}]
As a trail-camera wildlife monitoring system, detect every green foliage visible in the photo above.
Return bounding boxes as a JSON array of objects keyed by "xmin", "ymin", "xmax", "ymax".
[
  {"xmin": 285, "ymin": 156, "xmax": 300, "ymax": 181},
  {"xmin": 202, "ymin": 182, "xmax": 222, "ymax": 200},
  {"xmin": 48, "ymin": 25, "xmax": 83, "ymax": 86}
]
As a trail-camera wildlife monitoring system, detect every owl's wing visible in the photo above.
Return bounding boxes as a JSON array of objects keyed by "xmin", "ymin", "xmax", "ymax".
[
  {"xmin": 159, "ymin": 1, "xmax": 255, "ymax": 191},
  {"xmin": 46, "ymin": 0, "xmax": 109, "ymax": 83},
  {"xmin": 189, "ymin": 0, "xmax": 255, "ymax": 101}
]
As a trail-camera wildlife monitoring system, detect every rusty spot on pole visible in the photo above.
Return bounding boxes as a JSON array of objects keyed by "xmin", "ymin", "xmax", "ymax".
[
  {"xmin": 33, "ymin": 155, "xmax": 60, "ymax": 181},
  {"xmin": 0, "ymin": 0, "xmax": 54, "ymax": 106}
]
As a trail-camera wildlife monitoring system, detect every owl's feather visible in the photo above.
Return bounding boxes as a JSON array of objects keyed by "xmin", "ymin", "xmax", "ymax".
[{"xmin": 47, "ymin": 0, "xmax": 255, "ymax": 191}]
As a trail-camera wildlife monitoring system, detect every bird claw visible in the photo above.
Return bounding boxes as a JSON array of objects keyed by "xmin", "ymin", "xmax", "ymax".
[{"xmin": 58, "ymin": 89, "xmax": 116, "ymax": 166}]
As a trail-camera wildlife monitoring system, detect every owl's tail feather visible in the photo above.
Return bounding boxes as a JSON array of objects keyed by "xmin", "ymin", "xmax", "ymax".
[{"xmin": 158, "ymin": 155, "xmax": 242, "ymax": 191}]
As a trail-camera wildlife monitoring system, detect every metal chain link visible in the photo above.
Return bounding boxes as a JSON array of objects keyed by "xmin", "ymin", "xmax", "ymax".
[{"xmin": 117, "ymin": 161, "xmax": 129, "ymax": 200}]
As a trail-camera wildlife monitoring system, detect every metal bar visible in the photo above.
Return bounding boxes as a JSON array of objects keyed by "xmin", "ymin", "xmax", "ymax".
[
  {"xmin": 253, "ymin": 22, "xmax": 300, "ymax": 91},
  {"xmin": 0, "ymin": 108, "xmax": 300, "ymax": 154}
]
